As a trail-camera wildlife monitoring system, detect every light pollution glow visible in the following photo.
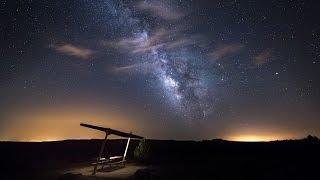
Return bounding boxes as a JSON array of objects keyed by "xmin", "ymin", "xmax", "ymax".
[
  {"xmin": 0, "ymin": 106, "xmax": 299, "ymax": 142},
  {"xmin": 227, "ymin": 135, "xmax": 288, "ymax": 142},
  {"xmin": 0, "ymin": 103, "xmax": 144, "ymax": 142},
  {"xmin": 224, "ymin": 129, "xmax": 297, "ymax": 142}
]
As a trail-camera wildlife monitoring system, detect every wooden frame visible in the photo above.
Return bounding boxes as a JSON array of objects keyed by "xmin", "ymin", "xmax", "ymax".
[{"xmin": 80, "ymin": 123, "xmax": 143, "ymax": 175}]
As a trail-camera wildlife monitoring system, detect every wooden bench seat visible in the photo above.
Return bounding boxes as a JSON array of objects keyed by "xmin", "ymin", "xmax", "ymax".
[{"xmin": 92, "ymin": 156, "xmax": 125, "ymax": 165}]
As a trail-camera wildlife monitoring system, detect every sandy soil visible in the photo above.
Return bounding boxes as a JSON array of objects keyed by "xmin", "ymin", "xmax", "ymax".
[{"xmin": 61, "ymin": 163, "xmax": 146, "ymax": 179}]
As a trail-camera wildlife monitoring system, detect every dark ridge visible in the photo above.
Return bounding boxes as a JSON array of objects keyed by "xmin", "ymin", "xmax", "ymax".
[{"xmin": 0, "ymin": 136, "xmax": 319, "ymax": 179}]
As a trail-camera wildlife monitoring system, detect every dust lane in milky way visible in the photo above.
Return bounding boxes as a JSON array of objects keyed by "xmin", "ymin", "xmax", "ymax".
[{"xmin": 1, "ymin": 0, "xmax": 320, "ymax": 141}]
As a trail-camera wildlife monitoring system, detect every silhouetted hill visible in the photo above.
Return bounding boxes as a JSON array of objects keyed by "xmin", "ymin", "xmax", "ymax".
[{"xmin": 0, "ymin": 136, "xmax": 319, "ymax": 179}]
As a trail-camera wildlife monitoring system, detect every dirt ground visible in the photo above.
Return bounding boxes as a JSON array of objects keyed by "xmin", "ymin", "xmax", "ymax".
[{"xmin": 59, "ymin": 163, "xmax": 146, "ymax": 179}]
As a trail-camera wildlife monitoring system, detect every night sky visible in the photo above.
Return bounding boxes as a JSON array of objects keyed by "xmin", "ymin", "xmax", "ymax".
[{"xmin": 1, "ymin": 0, "xmax": 320, "ymax": 141}]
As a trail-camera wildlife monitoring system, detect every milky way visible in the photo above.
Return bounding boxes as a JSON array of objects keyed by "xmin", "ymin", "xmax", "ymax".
[
  {"xmin": 2, "ymin": 0, "xmax": 320, "ymax": 139},
  {"xmin": 98, "ymin": 0, "xmax": 215, "ymax": 121}
]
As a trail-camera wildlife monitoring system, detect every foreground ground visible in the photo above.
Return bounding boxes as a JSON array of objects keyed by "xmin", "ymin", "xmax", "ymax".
[
  {"xmin": 61, "ymin": 163, "xmax": 146, "ymax": 179},
  {"xmin": 0, "ymin": 137, "xmax": 319, "ymax": 179}
]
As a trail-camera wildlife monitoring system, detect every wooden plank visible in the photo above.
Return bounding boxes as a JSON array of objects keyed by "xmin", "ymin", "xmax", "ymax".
[{"xmin": 80, "ymin": 123, "xmax": 143, "ymax": 139}]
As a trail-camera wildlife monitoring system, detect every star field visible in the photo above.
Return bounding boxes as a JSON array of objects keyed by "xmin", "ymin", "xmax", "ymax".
[{"xmin": 1, "ymin": 0, "xmax": 320, "ymax": 140}]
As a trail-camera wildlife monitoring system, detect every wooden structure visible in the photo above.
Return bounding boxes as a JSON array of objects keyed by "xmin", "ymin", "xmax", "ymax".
[{"xmin": 80, "ymin": 123, "xmax": 143, "ymax": 175}]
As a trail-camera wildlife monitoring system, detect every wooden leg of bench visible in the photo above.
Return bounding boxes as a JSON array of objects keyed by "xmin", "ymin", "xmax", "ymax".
[{"xmin": 93, "ymin": 133, "xmax": 108, "ymax": 175}]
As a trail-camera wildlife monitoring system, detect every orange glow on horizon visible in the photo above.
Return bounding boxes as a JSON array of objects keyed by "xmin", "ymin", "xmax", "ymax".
[
  {"xmin": 221, "ymin": 121, "xmax": 302, "ymax": 142},
  {"xmin": 227, "ymin": 135, "xmax": 284, "ymax": 142},
  {"xmin": 1, "ymin": 103, "xmax": 310, "ymax": 141},
  {"xmin": 0, "ymin": 103, "xmax": 144, "ymax": 142},
  {"xmin": 28, "ymin": 138, "xmax": 60, "ymax": 142}
]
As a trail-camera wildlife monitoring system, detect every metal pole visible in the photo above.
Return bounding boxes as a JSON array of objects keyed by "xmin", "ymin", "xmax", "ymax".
[
  {"xmin": 123, "ymin": 138, "xmax": 131, "ymax": 161},
  {"xmin": 93, "ymin": 132, "xmax": 108, "ymax": 175}
]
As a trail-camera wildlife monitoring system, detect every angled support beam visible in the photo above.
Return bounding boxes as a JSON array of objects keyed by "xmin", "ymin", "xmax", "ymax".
[
  {"xmin": 80, "ymin": 123, "xmax": 143, "ymax": 139},
  {"xmin": 92, "ymin": 132, "xmax": 108, "ymax": 175},
  {"xmin": 123, "ymin": 138, "xmax": 131, "ymax": 161}
]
